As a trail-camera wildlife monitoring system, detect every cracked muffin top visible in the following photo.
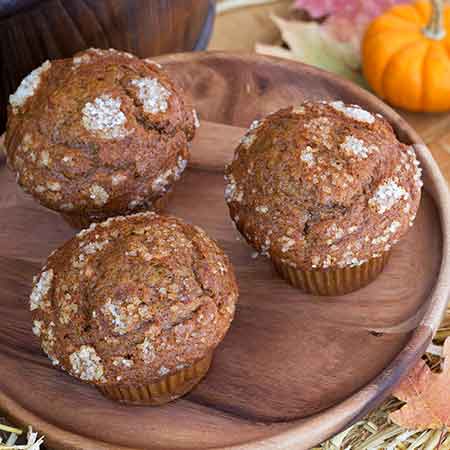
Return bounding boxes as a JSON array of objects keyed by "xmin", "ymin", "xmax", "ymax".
[
  {"xmin": 5, "ymin": 48, "xmax": 198, "ymax": 220},
  {"xmin": 30, "ymin": 212, "xmax": 238, "ymax": 386},
  {"xmin": 225, "ymin": 101, "xmax": 422, "ymax": 271}
]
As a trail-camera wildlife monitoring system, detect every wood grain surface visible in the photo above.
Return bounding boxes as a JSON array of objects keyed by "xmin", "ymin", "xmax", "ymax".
[
  {"xmin": 0, "ymin": 0, "xmax": 215, "ymax": 133},
  {"xmin": 0, "ymin": 52, "xmax": 449, "ymax": 450}
]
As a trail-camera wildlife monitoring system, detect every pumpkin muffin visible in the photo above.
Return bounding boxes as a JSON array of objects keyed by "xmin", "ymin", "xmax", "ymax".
[
  {"xmin": 4, "ymin": 48, "xmax": 199, "ymax": 228},
  {"xmin": 29, "ymin": 212, "xmax": 238, "ymax": 405},
  {"xmin": 225, "ymin": 101, "xmax": 422, "ymax": 295}
]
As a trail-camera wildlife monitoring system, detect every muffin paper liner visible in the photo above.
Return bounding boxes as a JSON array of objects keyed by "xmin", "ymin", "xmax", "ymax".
[
  {"xmin": 272, "ymin": 252, "xmax": 391, "ymax": 296},
  {"xmin": 60, "ymin": 191, "xmax": 171, "ymax": 229},
  {"xmin": 96, "ymin": 352, "xmax": 213, "ymax": 405}
]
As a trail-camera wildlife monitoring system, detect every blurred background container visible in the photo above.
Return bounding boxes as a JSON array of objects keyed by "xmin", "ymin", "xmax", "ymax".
[{"xmin": 0, "ymin": 0, "xmax": 215, "ymax": 131}]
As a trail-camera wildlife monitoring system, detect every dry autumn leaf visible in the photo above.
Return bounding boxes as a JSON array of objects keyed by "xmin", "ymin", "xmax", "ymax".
[
  {"xmin": 389, "ymin": 338, "xmax": 450, "ymax": 431},
  {"xmin": 256, "ymin": 15, "xmax": 366, "ymax": 86},
  {"xmin": 254, "ymin": 1, "xmax": 412, "ymax": 86}
]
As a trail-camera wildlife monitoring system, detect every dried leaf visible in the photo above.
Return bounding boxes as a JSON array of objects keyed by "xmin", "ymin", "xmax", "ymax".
[
  {"xmin": 256, "ymin": 15, "xmax": 366, "ymax": 86},
  {"xmin": 390, "ymin": 339, "xmax": 450, "ymax": 431}
]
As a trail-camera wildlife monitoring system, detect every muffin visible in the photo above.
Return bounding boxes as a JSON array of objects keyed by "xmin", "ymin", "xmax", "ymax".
[
  {"xmin": 4, "ymin": 48, "xmax": 199, "ymax": 228},
  {"xmin": 29, "ymin": 212, "xmax": 238, "ymax": 405},
  {"xmin": 225, "ymin": 101, "xmax": 422, "ymax": 295}
]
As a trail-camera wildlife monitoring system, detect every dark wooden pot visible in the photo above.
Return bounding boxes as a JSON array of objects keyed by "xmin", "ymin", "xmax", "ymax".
[{"xmin": 0, "ymin": 0, "xmax": 215, "ymax": 132}]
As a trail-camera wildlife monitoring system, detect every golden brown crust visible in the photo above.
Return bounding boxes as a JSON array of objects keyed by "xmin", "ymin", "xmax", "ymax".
[
  {"xmin": 225, "ymin": 101, "xmax": 422, "ymax": 271},
  {"xmin": 30, "ymin": 212, "xmax": 238, "ymax": 386},
  {"xmin": 5, "ymin": 48, "xmax": 197, "ymax": 221}
]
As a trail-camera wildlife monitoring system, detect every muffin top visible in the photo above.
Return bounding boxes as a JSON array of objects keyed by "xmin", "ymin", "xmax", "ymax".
[
  {"xmin": 30, "ymin": 212, "xmax": 237, "ymax": 385},
  {"xmin": 5, "ymin": 48, "xmax": 198, "ymax": 218},
  {"xmin": 225, "ymin": 101, "xmax": 422, "ymax": 271}
]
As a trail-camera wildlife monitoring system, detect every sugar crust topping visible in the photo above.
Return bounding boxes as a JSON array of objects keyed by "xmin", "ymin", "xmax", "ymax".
[
  {"xmin": 82, "ymin": 95, "xmax": 130, "ymax": 139},
  {"xmin": 369, "ymin": 179, "xmax": 409, "ymax": 214},
  {"xmin": 130, "ymin": 77, "xmax": 171, "ymax": 114},
  {"xmin": 239, "ymin": 120, "xmax": 262, "ymax": 149},
  {"xmin": 9, "ymin": 61, "xmax": 51, "ymax": 112},
  {"xmin": 330, "ymin": 101, "xmax": 375, "ymax": 124},
  {"xmin": 30, "ymin": 269, "xmax": 54, "ymax": 311},
  {"xmin": 69, "ymin": 345, "xmax": 105, "ymax": 382},
  {"xmin": 340, "ymin": 135, "xmax": 375, "ymax": 159},
  {"xmin": 89, "ymin": 184, "xmax": 109, "ymax": 206}
]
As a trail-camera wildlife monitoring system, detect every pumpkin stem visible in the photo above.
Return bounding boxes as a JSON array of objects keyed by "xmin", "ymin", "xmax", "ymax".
[{"xmin": 423, "ymin": 0, "xmax": 446, "ymax": 40}]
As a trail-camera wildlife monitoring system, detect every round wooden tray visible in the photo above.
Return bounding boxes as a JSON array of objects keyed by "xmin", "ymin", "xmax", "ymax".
[{"xmin": 0, "ymin": 52, "xmax": 449, "ymax": 450}]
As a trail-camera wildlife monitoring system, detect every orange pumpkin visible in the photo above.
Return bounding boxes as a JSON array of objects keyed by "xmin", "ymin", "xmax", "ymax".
[{"xmin": 362, "ymin": 0, "xmax": 450, "ymax": 112}]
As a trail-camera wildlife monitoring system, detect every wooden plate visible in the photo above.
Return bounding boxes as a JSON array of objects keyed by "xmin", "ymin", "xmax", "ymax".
[{"xmin": 0, "ymin": 52, "xmax": 449, "ymax": 450}]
